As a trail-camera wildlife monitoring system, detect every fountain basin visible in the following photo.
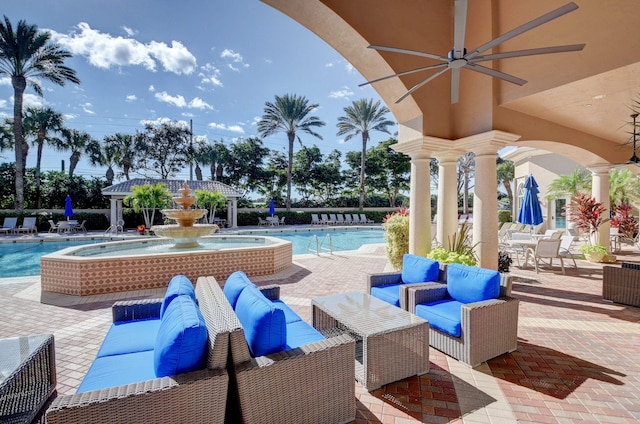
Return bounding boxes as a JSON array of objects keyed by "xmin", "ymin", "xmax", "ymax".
[
  {"xmin": 151, "ymin": 223, "xmax": 218, "ymax": 248},
  {"xmin": 41, "ymin": 235, "xmax": 292, "ymax": 296}
]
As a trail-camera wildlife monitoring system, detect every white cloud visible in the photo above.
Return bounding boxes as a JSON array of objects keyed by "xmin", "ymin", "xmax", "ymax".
[
  {"xmin": 52, "ymin": 22, "xmax": 197, "ymax": 74},
  {"xmin": 325, "ymin": 62, "xmax": 335, "ymax": 68},
  {"xmin": 122, "ymin": 26, "xmax": 136, "ymax": 37},
  {"xmin": 345, "ymin": 63, "xmax": 355, "ymax": 73},
  {"xmin": 82, "ymin": 102, "xmax": 95, "ymax": 115},
  {"xmin": 199, "ymin": 63, "xmax": 223, "ymax": 87},
  {"xmin": 337, "ymin": 138, "xmax": 348, "ymax": 145},
  {"xmin": 20, "ymin": 94, "xmax": 45, "ymax": 109},
  {"xmin": 0, "ymin": 77, "xmax": 10, "ymax": 86},
  {"xmin": 0, "ymin": 99, "xmax": 7, "ymax": 110},
  {"xmin": 140, "ymin": 117, "xmax": 190, "ymax": 129},
  {"xmin": 148, "ymin": 85, "xmax": 155, "ymax": 92},
  {"xmin": 208, "ymin": 122, "xmax": 245, "ymax": 134},
  {"xmin": 125, "ymin": 94, "xmax": 137, "ymax": 102},
  {"xmin": 155, "ymin": 91, "xmax": 212, "ymax": 110},
  {"xmin": 220, "ymin": 49, "xmax": 249, "ymax": 72},
  {"xmin": 329, "ymin": 87, "xmax": 354, "ymax": 99}
]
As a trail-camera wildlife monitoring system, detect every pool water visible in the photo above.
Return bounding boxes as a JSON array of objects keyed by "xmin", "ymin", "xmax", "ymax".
[{"xmin": 0, "ymin": 229, "xmax": 386, "ymax": 277}]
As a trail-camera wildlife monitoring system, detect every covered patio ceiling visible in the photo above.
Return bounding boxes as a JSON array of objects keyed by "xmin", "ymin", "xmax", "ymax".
[{"xmin": 262, "ymin": 0, "xmax": 640, "ymax": 167}]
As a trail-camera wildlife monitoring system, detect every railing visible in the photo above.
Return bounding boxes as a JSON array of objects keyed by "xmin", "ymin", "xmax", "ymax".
[{"xmin": 307, "ymin": 233, "xmax": 333, "ymax": 255}]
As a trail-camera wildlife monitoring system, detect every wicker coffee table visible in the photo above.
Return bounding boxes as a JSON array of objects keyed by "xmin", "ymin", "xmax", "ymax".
[
  {"xmin": 312, "ymin": 291, "xmax": 429, "ymax": 390},
  {"xmin": 0, "ymin": 334, "xmax": 56, "ymax": 424}
]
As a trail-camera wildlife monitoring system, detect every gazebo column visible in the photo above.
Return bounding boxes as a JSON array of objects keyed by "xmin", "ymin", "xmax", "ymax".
[
  {"xmin": 110, "ymin": 198, "xmax": 118, "ymax": 226},
  {"xmin": 432, "ymin": 151, "xmax": 463, "ymax": 249},
  {"xmin": 459, "ymin": 131, "xmax": 520, "ymax": 269},
  {"xmin": 589, "ymin": 167, "xmax": 611, "ymax": 251},
  {"xmin": 228, "ymin": 199, "xmax": 238, "ymax": 228}
]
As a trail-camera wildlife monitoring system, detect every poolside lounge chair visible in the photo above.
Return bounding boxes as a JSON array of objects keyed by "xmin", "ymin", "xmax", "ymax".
[
  {"xmin": 335, "ymin": 214, "xmax": 345, "ymax": 225},
  {"xmin": 559, "ymin": 235, "xmax": 578, "ymax": 268},
  {"xmin": 524, "ymin": 238, "xmax": 565, "ymax": 274},
  {"xmin": 48, "ymin": 220, "xmax": 59, "ymax": 233},
  {"xmin": 352, "ymin": 214, "xmax": 361, "ymax": 224},
  {"xmin": 360, "ymin": 213, "xmax": 374, "ymax": 224},
  {"xmin": 320, "ymin": 214, "xmax": 333, "ymax": 225},
  {"xmin": 15, "ymin": 217, "xmax": 37, "ymax": 234},
  {"xmin": 329, "ymin": 213, "xmax": 338, "ymax": 225},
  {"xmin": 310, "ymin": 214, "xmax": 321, "ymax": 225},
  {"xmin": 344, "ymin": 214, "xmax": 353, "ymax": 225},
  {"xmin": 0, "ymin": 217, "xmax": 18, "ymax": 235}
]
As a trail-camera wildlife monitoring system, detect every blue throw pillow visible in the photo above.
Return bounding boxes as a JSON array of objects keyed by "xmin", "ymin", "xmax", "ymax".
[
  {"xmin": 223, "ymin": 271, "xmax": 256, "ymax": 309},
  {"xmin": 235, "ymin": 285, "xmax": 286, "ymax": 357},
  {"xmin": 446, "ymin": 263, "xmax": 500, "ymax": 304},
  {"xmin": 154, "ymin": 295, "xmax": 208, "ymax": 377},
  {"xmin": 160, "ymin": 275, "xmax": 195, "ymax": 317},
  {"xmin": 401, "ymin": 254, "xmax": 440, "ymax": 284}
]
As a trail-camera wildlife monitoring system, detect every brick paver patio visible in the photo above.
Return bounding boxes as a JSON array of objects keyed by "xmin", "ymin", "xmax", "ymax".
[{"xmin": 0, "ymin": 236, "xmax": 638, "ymax": 423}]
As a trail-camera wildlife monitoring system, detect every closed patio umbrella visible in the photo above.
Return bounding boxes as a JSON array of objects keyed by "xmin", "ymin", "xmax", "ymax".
[
  {"xmin": 517, "ymin": 175, "xmax": 543, "ymax": 227},
  {"xmin": 64, "ymin": 195, "xmax": 74, "ymax": 221},
  {"xmin": 269, "ymin": 198, "xmax": 275, "ymax": 217}
]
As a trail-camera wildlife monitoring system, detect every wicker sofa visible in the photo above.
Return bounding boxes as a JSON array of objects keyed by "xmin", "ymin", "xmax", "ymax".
[
  {"xmin": 407, "ymin": 264, "xmax": 518, "ymax": 367},
  {"xmin": 603, "ymin": 262, "xmax": 640, "ymax": 307},
  {"xmin": 46, "ymin": 276, "xmax": 234, "ymax": 424},
  {"xmin": 222, "ymin": 271, "xmax": 356, "ymax": 424}
]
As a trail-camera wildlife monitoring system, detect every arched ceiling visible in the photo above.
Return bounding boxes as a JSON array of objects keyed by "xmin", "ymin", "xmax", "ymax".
[{"xmin": 261, "ymin": 0, "xmax": 640, "ymax": 166}]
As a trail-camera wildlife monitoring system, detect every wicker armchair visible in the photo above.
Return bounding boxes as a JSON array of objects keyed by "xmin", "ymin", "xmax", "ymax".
[
  {"xmin": 46, "ymin": 276, "xmax": 233, "ymax": 424},
  {"xmin": 407, "ymin": 273, "xmax": 519, "ymax": 367},
  {"xmin": 226, "ymin": 284, "xmax": 356, "ymax": 424},
  {"xmin": 603, "ymin": 263, "xmax": 640, "ymax": 307}
]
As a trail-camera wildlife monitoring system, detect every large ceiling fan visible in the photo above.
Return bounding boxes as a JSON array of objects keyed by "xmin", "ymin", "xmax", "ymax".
[{"xmin": 360, "ymin": 1, "xmax": 586, "ymax": 104}]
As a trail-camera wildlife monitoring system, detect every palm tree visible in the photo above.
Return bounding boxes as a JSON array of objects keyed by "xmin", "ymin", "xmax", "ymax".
[
  {"xmin": 0, "ymin": 15, "xmax": 80, "ymax": 211},
  {"xmin": 458, "ymin": 152, "xmax": 475, "ymax": 214},
  {"xmin": 23, "ymin": 106, "xmax": 64, "ymax": 208},
  {"xmin": 55, "ymin": 129, "xmax": 95, "ymax": 177},
  {"xmin": 87, "ymin": 139, "xmax": 117, "ymax": 184},
  {"xmin": 258, "ymin": 94, "xmax": 325, "ymax": 210},
  {"xmin": 336, "ymin": 98, "xmax": 394, "ymax": 210},
  {"xmin": 546, "ymin": 167, "xmax": 591, "ymax": 199},
  {"xmin": 103, "ymin": 133, "xmax": 139, "ymax": 180},
  {"xmin": 496, "ymin": 158, "xmax": 515, "ymax": 208}
]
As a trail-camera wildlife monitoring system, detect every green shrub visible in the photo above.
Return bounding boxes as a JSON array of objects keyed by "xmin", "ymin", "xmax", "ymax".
[
  {"xmin": 382, "ymin": 208, "xmax": 409, "ymax": 270},
  {"xmin": 498, "ymin": 210, "xmax": 512, "ymax": 224},
  {"xmin": 427, "ymin": 247, "xmax": 477, "ymax": 266}
]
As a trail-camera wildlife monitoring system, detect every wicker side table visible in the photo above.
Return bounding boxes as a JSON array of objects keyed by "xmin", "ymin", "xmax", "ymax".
[
  {"xmin": 0, "ymin": 334, "xmax": 56, "ymax": 424},
  {"xmin": 312, "ymin": 291, "xmax": 429, "ymax": 391}
]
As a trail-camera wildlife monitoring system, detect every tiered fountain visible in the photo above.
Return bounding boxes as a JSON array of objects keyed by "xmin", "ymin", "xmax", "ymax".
[{"xmin": 151, "ymin": 182, "xmax": 218, "ymax": 248}]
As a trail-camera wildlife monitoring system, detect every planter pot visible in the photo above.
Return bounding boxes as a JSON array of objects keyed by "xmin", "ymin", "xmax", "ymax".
[{"xmin": 587, "ymin": 251, "xmax": 607, "ymax": 262}]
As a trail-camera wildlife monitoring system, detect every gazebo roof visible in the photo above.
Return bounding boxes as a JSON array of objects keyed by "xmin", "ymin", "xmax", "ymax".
[{"xmin": 102, "ymin": 179, "xmax": 243, "ymax": 198}]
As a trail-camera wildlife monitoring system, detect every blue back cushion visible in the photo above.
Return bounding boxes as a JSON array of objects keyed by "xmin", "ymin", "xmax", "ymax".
[
  {"xmin": 223, "ymin": 271, "xmax": 256, "ymax": 309},
  {"xmin": 154, "ymin": 295, "xmax": 208, "ymax": 377},
  {"xmin": 446, "ymin": 263, "xmax": 500, "ymax": 304},
  {"xmin": 401, "ymin": 254, "xmax": 440, "ymax": 284},
  {"xmin": 235, "ymin": 285, "xmax": 286, "ymax": 357},
  {"xmin": 160, "ymin": 275, "xmax": 195, "ymax": 317}
]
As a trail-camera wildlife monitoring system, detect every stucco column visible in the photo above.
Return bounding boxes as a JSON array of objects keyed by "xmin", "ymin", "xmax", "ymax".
[
  {"xmin": 590, "ymin": 167, "xmax": 611, "ymax": 250},
  {"xmin": 228, "ymin": 199, "xmax": 238, "ymax": 228},
  {"xmin": 110, "ymin": 198, "xmax": 118, "ymax": 226},
  {"xmin": 432, "ymin": 151, "xmax": 463, "ymax": 249},
  {"xmin": 459, "ymin": 131, "xmax": 520, "ymax": 269}
]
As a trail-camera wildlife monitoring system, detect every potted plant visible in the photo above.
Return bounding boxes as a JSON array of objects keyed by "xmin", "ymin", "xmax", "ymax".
[
  {"xmin": 137, "ymin": 224, "xmax": 146, "ymax": 235},
  {"xmin": 427, "ymin": 223, "xmax": 478, "ymax": 266},
  {"xmin": 579, "ymin": 244, "xmax": 608, "ymax": 262},
  {"xmin": 498, "ymin": 250, "xmax": 513, "ymax": 273},
  {"xmin": 382, "ymin": 206, "xmax": 409, "ymax": 270},
  {"xmin": 565, "ymin": 193, "xmax": 612, "ymax": 262}
]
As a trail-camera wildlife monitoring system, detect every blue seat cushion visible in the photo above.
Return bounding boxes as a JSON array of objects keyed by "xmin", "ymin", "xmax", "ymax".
[
  {"xmin": 97, "ymin": 318, "xmax": 161, "ymax": 358},
  {"xmin": 446, "ymin": 263, "xmax": 500, "ymax": 304},
  {"xmin": 370, "ymin": 284, "xmax": 402, "ymax": 307},
  {"xmin": 272, "ymin": 299, "xmax": 302, "ymax": 324},
  {"xmin": 235, "ymin": 285, "xmax": 286, "ymax": 357},
  {"xmin": 160, "ymin": 275, "xmax": 195, "ymax": 317},
  {"xmin": 223, "ymin": 271, "xmax": 256, "ymax": 309},
  {"xmin": 401, "ymin": 254, "xmax": 440, "ymax": 284},
  {"xmin": 285, "ymin": 320, "xmax": 325, "ymax": 350},
  {"xmin": 154, "ymin": 295, "xmax": 208, "ymax": 377},
  {"xmin": 415, "ymin": 299, "xmax": 463, "ymax": 337},
  {"xmin": 77, "ymin": 350, "xmax": 156, "ymax": 393}
]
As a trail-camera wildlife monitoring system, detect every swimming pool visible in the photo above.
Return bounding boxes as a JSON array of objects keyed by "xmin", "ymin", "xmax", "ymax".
[{"xmin": 0, "ymin": 229, "xmax": 386, "ymax": 278}]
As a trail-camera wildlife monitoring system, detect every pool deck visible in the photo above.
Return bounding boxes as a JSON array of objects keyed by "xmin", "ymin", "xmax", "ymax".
[{"xmin": 0, "ymin": 229, "xmax": 639, "ymax": 423}]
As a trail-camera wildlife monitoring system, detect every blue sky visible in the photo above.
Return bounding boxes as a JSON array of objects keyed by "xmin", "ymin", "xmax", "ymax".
[{"xmin": 0, "ymin": 0, "xmax": 390, "ymax": 182}]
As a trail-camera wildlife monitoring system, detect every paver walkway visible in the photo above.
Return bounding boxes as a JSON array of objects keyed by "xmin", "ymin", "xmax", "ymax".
[{"xmin": 0, "ymin": 240, "xmax": 638, "ymax": 423}]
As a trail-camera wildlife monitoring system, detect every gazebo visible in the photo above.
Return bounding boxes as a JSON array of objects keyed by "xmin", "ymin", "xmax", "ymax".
[{"xmin": 101, "ymin": 179, "xmax": 243, "ymax": 228}]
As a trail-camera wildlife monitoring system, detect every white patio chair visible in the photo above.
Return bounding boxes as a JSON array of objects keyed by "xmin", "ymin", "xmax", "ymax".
[
  {"xmin": 559, "ymin": 235, "xmax": 578, "ymax": 268},
  {"xmin": 15, "ymin": 217, "xmax": 38, "ymax": 234},
  {"xmin": 524, "ymin": 238, "xmax": 565, "ymax": 274}
]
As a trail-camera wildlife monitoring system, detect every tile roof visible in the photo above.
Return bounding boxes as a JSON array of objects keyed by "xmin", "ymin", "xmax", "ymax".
[{"xmin": 102, "ymin": 179, "xmax": 243, "ymax": 198}]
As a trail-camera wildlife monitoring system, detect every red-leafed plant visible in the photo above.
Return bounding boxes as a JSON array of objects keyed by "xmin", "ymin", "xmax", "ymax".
[
  {"xmin": 565, "ymin": 193, "xmax": 609, "ymax": 244},
  {"xmin": 611, "ymin": 202, "xmax": 638, "ymax": 239}
]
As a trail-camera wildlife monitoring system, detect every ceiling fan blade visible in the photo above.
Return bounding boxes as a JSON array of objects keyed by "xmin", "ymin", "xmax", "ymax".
[
  {"xmin": 451, "ymin": 68, "xmax": 461, "ymax": 104},
  {"xmin": 452, "ymin": 0, "xmax": 468, "ymax": 59},
  {"xmin": 464, "ymin": 63, "xmax": 527, "ymax": 85},
  {"xmin": 358, "ymin": 63, "xmax": 447, "ymax": 87},
  {"xmin": 465, "ymin": 2, "xmax": 579, "ymax": 60},
  {"xmin": 395, "ymin": 67, "xmax": 451, "ymax": 103},
  {"xmin": 368, "ymin": 45, "xmax": 449, "ymax": 62},
  {"xmin": 469, "ymin": 44, "xmax": 585, "ymax": 62}
]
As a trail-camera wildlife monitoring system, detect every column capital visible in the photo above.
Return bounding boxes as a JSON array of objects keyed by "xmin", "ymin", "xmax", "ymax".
[
  {"xmin": 432, "ymin": 150, "xmax": 464, "ymax": 163},
  {"xmin": 587, "ymin": 164, "xmax": 615, "ymax": 175},
  {"xmin": 392, "ymin": 136, "xmax": 459, "ymax": 159},
  {"xmin": 456, "ymin": 130, "xmax": 521, "ymax": 155}
]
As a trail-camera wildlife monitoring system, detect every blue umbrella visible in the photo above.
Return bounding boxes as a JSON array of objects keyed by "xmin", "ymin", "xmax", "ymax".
[
  {"xmin": 517, "ymin": 175, "xmax": 543, "ymax": 226},
  {"xmin": 269, "ymin": 198, "xmax": 275, "ymax": 217},
  {"xmin": 64, "ymin": 195, "xmax": 74, "ymax": 221}
]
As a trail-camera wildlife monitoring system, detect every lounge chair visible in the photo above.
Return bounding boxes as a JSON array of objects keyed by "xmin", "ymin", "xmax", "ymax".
[
  {"xmin": 329, "ymin": 214, "xmax": 338, "ymax": 225},
  {"xmin": 352, "ymin": 214, "xmax": 361, "ymax": 224},
  {"xmin": 360, "ymin": 213, "xmax": 374, "ymax": 224},
  {"xmin": 0, "ymin": 217, "xmax": 18, "ymax": 235},
  {"xmin": 344, "ymin": 214, "xmax": 353, "ymax": 225},
  {"xmin": 310, "ymin": 214, "xmax": 321, "ymax": 225},
  {"xmin": 524, "ymin": 238, "xmax": 565, "ymax": 274},
  {"xmin": 48, "ymin": 220, "xmax": 59, "ymax": 233},
  {"xmin": 15, "ymin": 217, "xmax": 37, "ymax": 234},
  {"xmin": 335, "ymin": 214, "xmax": 345, "ymax": 225},
  {"xmin": 559, "ymin": 235, "xmax": 578, "ymax": 268},
  {"xmin": 320, "ymin": 214, "xmax": 333, "ymax": 225}
]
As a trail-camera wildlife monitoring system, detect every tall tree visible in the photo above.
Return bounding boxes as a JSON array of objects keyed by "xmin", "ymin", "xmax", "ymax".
[
  {"xmin": 0, "ymin": 15, "xmax": 79, "ymax": 211},
  {"xmin": 223, "ymin": 137, "xmax": 269, "ymax": 196},
  {"xmin": 258, "ymin": 93, "xmax": 325, "ymax": 211},
  {"xmin": 87, "ymin": 138, "xmax": 117, "ymax": 184},
  {"xmin": 55, "ymin": 128, "xmax": 95, "ymax": 177},
  {"xmin": 336, "ymin": 98, "xmax": 394, "ymax": 210},
  {"xmin": 23, "ymin": 106, "xmax": 64, "ymax": 207},
  {"xmin": 458, "ymin": 152, "xmax": 475, "ymax": 213},
  {"xmin": 496, "ymin": 158, "xmax": 514, "ymax": 209},
  {"xmin": 366, "ymin": 139, "xmax": 410, "ymax": 207},
  {"xmin": 103, "ymin": 133, "xmax": 140, "ymax": 180},
  {"xmin": 135, "ymin": 121, "xmax": 191, "ymax": 179}
]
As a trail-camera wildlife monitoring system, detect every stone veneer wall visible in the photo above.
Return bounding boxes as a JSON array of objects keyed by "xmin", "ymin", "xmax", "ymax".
[{"xmin": 41, "ymin": 241, "xmax": 292, "ymax": 296}]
